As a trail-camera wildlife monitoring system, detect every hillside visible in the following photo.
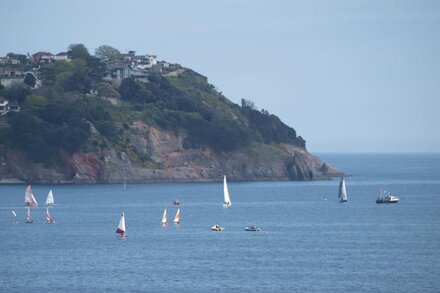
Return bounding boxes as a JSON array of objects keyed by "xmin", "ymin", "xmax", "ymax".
[{"xmin": 0, "ymin": 44, "xmax": 341, "ymax": 183}]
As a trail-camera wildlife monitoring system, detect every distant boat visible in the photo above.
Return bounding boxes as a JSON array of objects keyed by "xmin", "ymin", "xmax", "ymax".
[
  {"xmin": 338, "ymin": 175, "xmax": 348, "ymax": 202},
  {"xmin": 245, "ymin": 225, "xmax": 261, "ymax": 232},
  {"xmin": 172, "ymin": 199, "xmax": 181, "ymax": 205},
  {"xmin": 11, "ymin": 210, "xmax": 17, "ymax": 223},
  {"xmin": 25, "ymin": 207, "xmax": 34, "ymax": 224},
  {"xmin": 116, "ymin": 212, "xmax": 128, "ymax": 238},
  {"xmin": 45, "ymin": 189, "xmax": 55, "ymax": 206},
  {"xmin": 376, "ymin": 189, "xmax": 399, "ymax": 204},
  {"xmin": 211, "ymin": 224, "xmax": 225, "ymax": 231},
  {"xmin": 223, "ymin": 175, "xmax": 231, "ymax": 208},
  {"xmin": 24, "ymin": 185, "xmax": 38, "ymax": 207},
  {"xmin": 46, "ymin": 208, "xmax": 55, "ymax": 224},
  {"xmin": 174, "ymin": 208, "xmax": 181, "ymax": 225},
  {"xmin": 161, "ymin": 209, "xmax": 168, "ymax": 227}
]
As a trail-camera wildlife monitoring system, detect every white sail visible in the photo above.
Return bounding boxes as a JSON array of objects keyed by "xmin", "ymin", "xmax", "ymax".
[
  {"xmin": 338, "ymin": 176, "xmax": 348, "ymax": 202},
  {"xmin": 116, "ymin": 212, "xmax": 126, "ymax": 234},
  {"xmin": 161, "ymin": 209, "xmax": 167, "ymax": 225},
  {"xmin": 46, "ymin": 189, "xmax": 55, "ymax": 205},
  {"xmin": 11, "ymin": 210, "xmax": 16, "ymax": 217},
  {"xmin": 223, "ymin": 175, "xmax": 231, "ymax": 208},
  {"xmin": 174, "ymin": 208, "xmax": 180, "ymax": 224},
  {"xmin": 24, "ymin": 185, "xmax": 38, "ymax": 207}
]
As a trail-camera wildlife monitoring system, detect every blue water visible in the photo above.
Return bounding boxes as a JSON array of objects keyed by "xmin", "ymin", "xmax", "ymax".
[{"xmin": 0, "ymin": 154, "xmax": 439, "ymax": 292}]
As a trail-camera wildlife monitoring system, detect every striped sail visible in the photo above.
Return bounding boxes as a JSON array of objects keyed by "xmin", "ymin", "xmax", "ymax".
[
  {"xmin": 24, "ymin": 185, "xmax": 38, "ymax": 207},
  {"xmin": 46, "ymin": 208, "xmax": 54, "ymax": 223},
  {"xmin": 223, "ymin": 175, "xmax": 231, "ymax": 208}
]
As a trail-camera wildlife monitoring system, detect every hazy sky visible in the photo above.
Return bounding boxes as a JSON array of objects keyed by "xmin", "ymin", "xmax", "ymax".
[{"xmin": 1, "ymin": 0, "xmax": 439, "ymax": 153}]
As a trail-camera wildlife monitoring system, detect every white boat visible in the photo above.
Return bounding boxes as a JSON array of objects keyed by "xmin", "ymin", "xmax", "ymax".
[
  {"xmin": 245, "ymin": 225, "xmax": 261, "ymax": 232},
  {"xmin": 25, "ymin": 207, "xmax": 34, "ymax": 224},
  {"xmin": 12, "ymin": 210, "xmax": 17, "ymax": 223},
  {"xmin": 338, "ymin": 175, "xmax": 348, "ymax": 202},
  {"xmin": 174, "ymin": 208, "xmax": 181, "ymax": 225},
  {"xmin": 116, "ymin": 212, "xmax": 128, "ymax": 238},
  {"xmin": 376, "ymin": 189, "xmax": 399, "ymax": 204},
  {"xmin": 161, "ymin": 208, "xmax": 168, "ymax": 227},
  {"xmin": 24, "ymin": 185, "xmax": 38, "ymax": 207},
  {"xmin": 211, "ymin": 224, "xmax": 225, "ymax": 231},
  {"xmin": 46, "ymin": 208, "xmax": 55, "ymax": 224},
  {"xmin": 45, "ymin": 189, "xmax": 55, "ymax": 206},
  {"xmin": 223, "ymin": 175, "xmax": 232, "ymax": 208}
]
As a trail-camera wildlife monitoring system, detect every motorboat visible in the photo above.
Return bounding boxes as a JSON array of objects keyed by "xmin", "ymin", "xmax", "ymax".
[
  {"xmin": 244, "ymin": 225, "xmax": 261, "ymax": 232},
  {"xmin": 172, "ymin": 199, "xmax": 181, "ymax": 205},
  {"xmin": 211, "ymin": 224, "xmax": 225, "ymax": 231},
  {"xmin": 376, "ymin": 195, "xmax": 399, "ymax": 204},
  {"xmin": 376, "ymin": 189, "xmax": 399, "ymax": 204}
]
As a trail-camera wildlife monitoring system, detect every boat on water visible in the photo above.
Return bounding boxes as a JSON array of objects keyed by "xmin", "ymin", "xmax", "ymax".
[
  {"xmin": 25, "ymin": 207, "xmax": 34, "ymax": 224},
  {"xmin": 245, "ymin": 225, "xmax": 261, "ymax": 232},
  {"xmin": 174, "ymin": 208, "xmax": 181, "ymax": 225},
  {"xmin": 12, "ymin": 210, "xmax": 17, "ymax": 223},
  {"xmin": 211, "ymin": 224, "xmax": 225, "ymax": 231},
  {"xmin": 338, "ymin": 175, "xmax": 348, "ymax": 202},
  {"xmin": 376, "ymin": 189, "xmax": 399, "ymax": 203},
  {"xmin": 223, "ymin": 175, "xmax": 231, "ymax": 208},
  {"xmin": 46, "ymin": 208, "xmax": 55, "ymax": 224},
  {"xmin": 172, "ymin": 199, "xmax": 181, "ymax": 205},
  {"xmin": 116, "ymin": 212, "xmax": 128, "ymax": 238},
  {"xmin": 161, "ymin": 208, "xmax": 168, "ymax": 227},
  {"xmin": 24, "ymin": 185, "xmax": 38, "ymax": 207},
  {"xmin": 45, "ymin": 189, "xmax": 55, "ymax": 206}
]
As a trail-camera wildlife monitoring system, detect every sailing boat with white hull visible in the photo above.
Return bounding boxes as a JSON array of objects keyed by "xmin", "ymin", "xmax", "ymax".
[
  {"xmin": 223, "ymin": 175, "xmax": 232, "ymax": 208},
  {"xmin": 338, "ymin": 175, "xmax": 348, "ymax": 202},
  {"xmin": 116, "ymin": 212, "xmax": 128, "ymax": 238}
]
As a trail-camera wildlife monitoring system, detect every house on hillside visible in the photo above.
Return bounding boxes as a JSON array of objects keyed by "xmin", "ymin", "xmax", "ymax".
[
  {"xmin": 54, "ymin": 52, "xmax": 70, "ymax": 61},
  {"xmin": 32, "ymin": 51, "xmax": 54, "ymax": 64},
  {"xmin": 0, "ymin": 98, "xmax": 20, "ymax": 115}
]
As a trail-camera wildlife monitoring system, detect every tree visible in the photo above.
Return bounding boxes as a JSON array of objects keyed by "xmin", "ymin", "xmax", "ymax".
[
  {"xmin": 3, "ymin": 83, "xmax": 31, "ymax": 104},
  {"xmin": 67, "ymin": 44, "xmax": 90, "ymax": 61},
  {"xmin": 24, "ymin": 73, "xmax": 36, "ymax": 88},
  {"xmin": 95, "ymin": 45, "xmax": 123, "ymax": 62}
]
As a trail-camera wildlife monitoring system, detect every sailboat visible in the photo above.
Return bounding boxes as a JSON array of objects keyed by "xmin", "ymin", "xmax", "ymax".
[
  {"xmin": 174, "ymin": 208, "xmax": 181, "ymax": 225},
  {"xmin": 116, "ymin": 212, "xmax": 128, "ymax": 238},
  {"xmin": 45, "ymin": 189, "xmax": 55, "ymax": 206},
  {"xmin": 161, "ymin": 209, "xmax": 168, "ymax": 227},
  {"xmin": 12, "ymin": 210, "xmax": 17, "ymax": 224},
  {"xmin": 338, "ymin": 175, "xmax": 348, "ymax": 202},
  {"xmin": 46, "ymin": 208, "xmax": 55, "ymax": 224},
  {"xmin": 25, "ymin": 207, "xmax": 34, "ymax": 224},
  {"xmin": 223, "ymin": 175, "xmax": 232, "ymax": 208},
  {"xmin": 24, "ymin": 185, "xmax": 38, "ymax": 207}
]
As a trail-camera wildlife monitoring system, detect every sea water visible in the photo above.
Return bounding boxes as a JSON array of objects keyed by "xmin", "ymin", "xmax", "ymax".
[{"xmin": 0, "ymin": 154, "xmax": 439, "ymax": 292}]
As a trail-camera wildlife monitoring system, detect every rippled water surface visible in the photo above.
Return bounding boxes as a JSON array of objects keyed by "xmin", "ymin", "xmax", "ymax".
[{"xmin": 0, "ymin": 154, "xmax": 439, "ymax": 292}]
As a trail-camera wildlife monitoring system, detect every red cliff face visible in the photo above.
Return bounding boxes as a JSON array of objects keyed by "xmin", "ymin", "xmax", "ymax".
[{"xmin": 1, "ymin": 121, "xmax": 341, "ymax": 184}]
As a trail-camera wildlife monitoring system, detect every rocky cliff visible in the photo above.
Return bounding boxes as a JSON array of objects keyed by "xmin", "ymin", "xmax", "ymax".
[{"xmin": 1, "ymin": 121, "xmax": 341, "ymax": 184}]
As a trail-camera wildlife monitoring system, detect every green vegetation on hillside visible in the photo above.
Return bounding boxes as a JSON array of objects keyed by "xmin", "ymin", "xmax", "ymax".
[{"xmin": 0, "ymin": 44, "xmax": 305, "ymax": 166}]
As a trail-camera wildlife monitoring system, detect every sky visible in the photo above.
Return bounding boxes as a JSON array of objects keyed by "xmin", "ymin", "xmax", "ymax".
[{"xmin": 1, "ymin": 0, "xmax": 439, "ymax": 153}]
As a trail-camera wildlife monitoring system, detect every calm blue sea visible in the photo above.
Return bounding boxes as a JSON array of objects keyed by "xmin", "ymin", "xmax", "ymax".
[{"xmin": 0, "ymin": 153, "xmax": 439, "ymax": 292}]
